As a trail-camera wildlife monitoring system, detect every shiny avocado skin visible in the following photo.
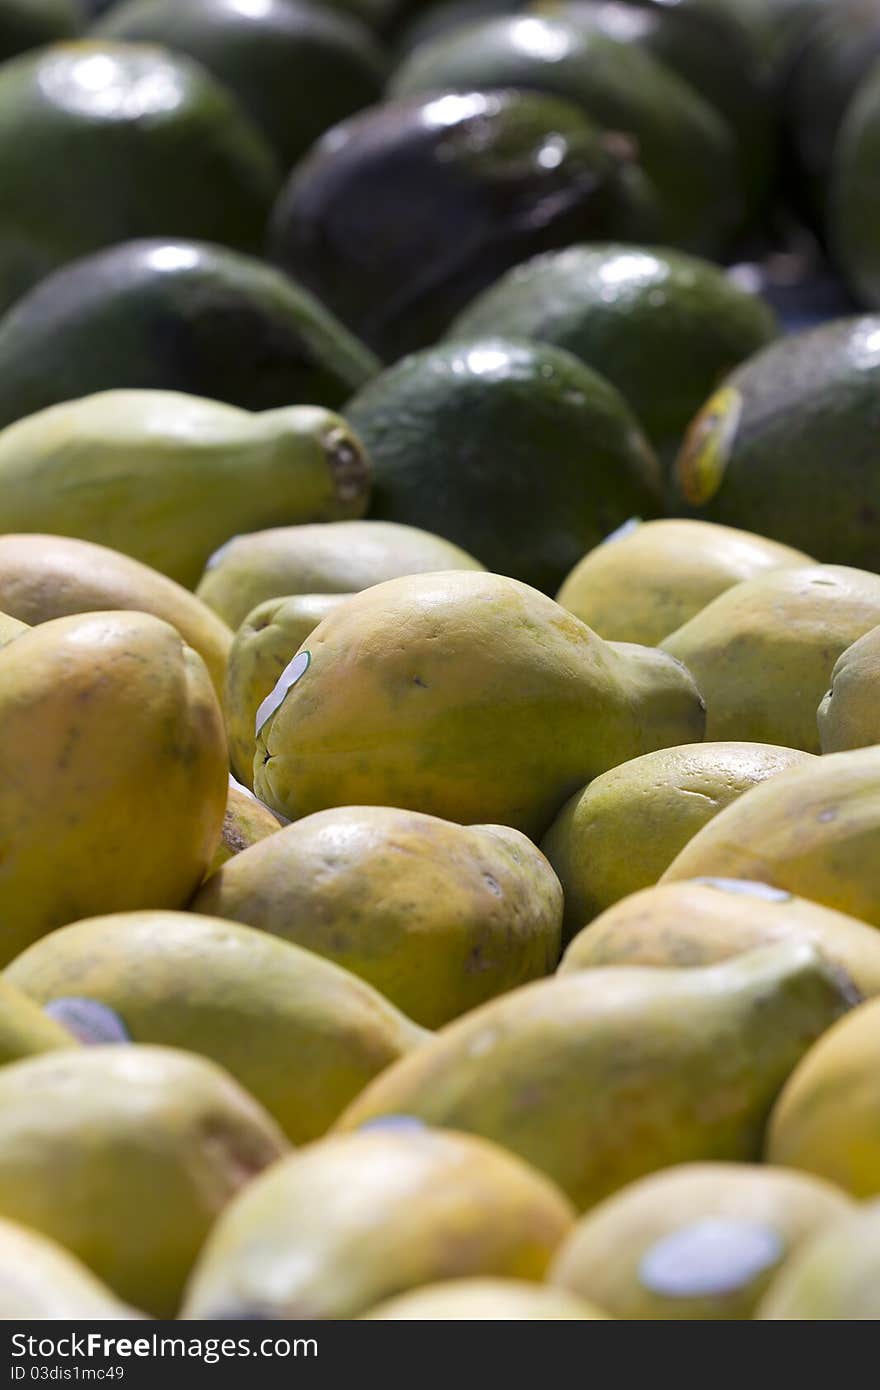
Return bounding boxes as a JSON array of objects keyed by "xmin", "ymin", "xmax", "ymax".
[
  {"xmin": 347, "ymin": 336, "xmax": 663, "ymax": 594},
  {"xmin": 0, "ymin": 0, "xmax": 79, "ymax": 60},
  {"xmin": 0, "ymin": 41, "xmax": 280, "ymax": 315},
  {"xmin": 450, "ymin": 244, "xmax": 779, "ymax": 464},
  {"xmin": 0, "ymin": 239, "xmax": 379, "ymax": 430},
  {"xmin": 95, "ymin": 0, "xmax": 389, "ymax": 169},
  {"xmin": 269, "ymin": 89, "xmax": 661, "ymax": 361},
  {"xmin": 671, "ymin": 317, "xmax": 880, "ymax": 570},
  {"xmin": 389, "ymin": 14, "xmax": 744, "ymax": 256}
]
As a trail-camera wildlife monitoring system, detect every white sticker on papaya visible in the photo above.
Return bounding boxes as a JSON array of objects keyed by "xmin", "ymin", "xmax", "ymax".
[{"xmin": 255, "ymin": 650, "xmax": 311, "ymax": 736}]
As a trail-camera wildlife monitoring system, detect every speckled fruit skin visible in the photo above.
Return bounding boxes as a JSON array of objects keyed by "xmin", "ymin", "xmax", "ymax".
[
  {"xmin": 661, "ymin": 565, "xmax": 880, "ymax": 753},
  {"xmin": 0, "ymin": 239, "xmax": 379, "ymax": 430},
  {"xmin": 253, "ymin": 570, "xmax": 706, "ymax": 838},
  {"xmin": 450, "ymin": 245, "xmax": 778, "ymax": 462},
  {"xmin": 348, "ymin": 337, "xmax": 663, "ymax": 594},
  {"xmin": 206, "ymin": 782, "xmax": 281, "ymax": 874},
  {"xmin": 662, "ymin": 747, "xmax": 880, "ymax": 928},
  {"xmin": 193, "ymin": 806, "xmax": 563, "ymax": 1027},
  {"xmin": 541, "ymin": 741, "xmax": 812, "ymax": 939},
  {"xmin": 338, "ymin": 943, "xmax": 857, "ymax": 1211},
  {"xmin": 556, "ymin": 518, "xmax": 809, "ymax": 646},
  {"xmin": 0, "ymin": 1045, "xmax": 287, "ymax": 1317},
  {"xmin": 548, "ymin": 1162, "xmax": 852, "ymax": 1321},
  {"xmin": 6, "ymin": 910, "xmax": 426, "ymax": 1144},
  {"xmin": 0, "ymin": 41, "xmax": 280, "ymax": 312},
  {"xmin": 181, "ymin": 1127, "xmax": 574, "ymax": 1319},
  {"xmin": 561, "ymin": 879, "xmax": 880, "ymax": 999},
  {"xmin": 818, "ymin": 623, "xmax": 880, "ymax": 752},
  {"xmin": 0, "ymin": 610, "xmax": 228, "ymax": 962}
]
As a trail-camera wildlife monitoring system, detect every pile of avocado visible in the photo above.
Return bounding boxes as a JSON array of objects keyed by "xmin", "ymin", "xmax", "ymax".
[{"xmin": 1, "ymin": 0, "xmax": 880, "ymax": 1327}]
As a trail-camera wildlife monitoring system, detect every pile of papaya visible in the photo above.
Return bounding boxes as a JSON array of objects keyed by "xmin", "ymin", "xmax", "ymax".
[{"xmin": 0, "ymin": 0, "xmax": 880, "ymax": 1325}]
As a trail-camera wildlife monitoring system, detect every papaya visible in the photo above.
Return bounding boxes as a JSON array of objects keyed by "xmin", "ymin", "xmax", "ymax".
[
  {"xmin": 758, "ymin": 1201, "xmax": 880, "ymax": 1319},
  {"xmin": 0, "ymin": 611, "xmax": 27, "ymax": 650},
  {"xmin": 97, "ymin": 0, "xmax": 388, "ymax": 168},
  {"xmin": 541, "ymin": 743, "xmax": 812, "ymax": 940},
  {"xmin": 193, "ymin": 806, "xmax": 563, "ymax": 1027},
  {"xmin": 0, "ymin": 1045, "xmax": 287, "ymax": 1316},
  {"xmin": 817, "ymin": 623, "xmax": 880, "ymax": 752},
  {"xmin": 197, "ymin": 520, "xmax": 484, "ymax": 631},
  {"xmin": 5, "ymin": 911, "xmax": 426, "ymax": 1144},
  {"xmin": 181, "ymin": 1127, "xmax": 574, "ymax": 1318},
  {"xmin": 0, "ymin": 40, "xmax": 279, "ymax": 312},
  {"xmin": 269, "ymin": 88, "xmax": 660, "ymax": 360},
  {"xmin": 390, "ymin": 14, "xmax": 743, "ymax": 256},
  {"xmin": 556, "ymin": 519, "xmax": 810, "ymax": 646},
  {"xmin": 338, "ymin": 943, "xmax": 857, "ymax": 1210},
  {"xmin": 225, "ymin": 593, "xmax": 351, "ymax": 788},
  {"xmin": 0, "ymin": 611, "xmax": 227, "ymax": 963},
  {"xmin": 561, "ymin": 879, "xmax": 880, "ymax": 999},
  {"xmin": 766, "ymin": 996, "xmax": 880, "ymax": 1199},
  {"xmin": 0, "ymin": 979, "xmax": 77, "ymax": 1065},
  {"xmin": 661, "ymin": 565, "xmax": 880, "ymax": 752},
  {"xmin": 0, "ymin": 533, "xmax": 232, "ymax": 699},
  {"xmin": 348, "ymin": 337, "xmax": 664, "ymax": 594},
  {"xmin": 0, "ymin": 1218, "xmax": 142, "ymax": 1320},
  {"xmin": 662, "ymin": 747, "xmax": 880, "ymax": 929},
  {"xmin": 0, "ymin": 238, "xmax": 379, "ymax": 429},
  {"xmin": 450, "ymin": 246, "xmax": 778, "ymax": 464},
  {"xmin": 252, "ymin": 570, "xmax": 706, "ymax": 838},
  {"xmin": 549, "ymin": 1162, "xmax": 853, "ymax": 1320},
  {"xmin": 0, "ymin": 390, "xmax": 370, "ymax": 588},
  {"xmin": 206, "ymin": 780, "xmax": 281, "ymax": 875},
  {"xmin": 364, "ymin": 1278, "xmax": 607, "ymax": 1320}
]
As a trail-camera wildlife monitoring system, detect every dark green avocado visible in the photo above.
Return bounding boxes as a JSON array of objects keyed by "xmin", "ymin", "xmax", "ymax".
[
  {"xmin": 96, "ymin": 0, "xmax": 389, "ymax": 169},
  {"xmin": 0, "ymin": 0, "xmax": 79, "ymax": 60},
  {"xmin": 671, "ymin": 316, "xmax": 880, "ymax": 569},
  {"xmin": 0, "ymin": 40, "xmax": 280, "ymax": 314},
  {"xmin": 831, "ymin": 56, "xmax": 880, "ymax": 307},
  {"xmin": 346, "ymin": 335, "xmax": 663, "ymax": 593},
  {"xmin": 269, "ymin": 88, "xmax": 662, "ymax": 361},
  {"xmin": 0, "ymin": 239, "xmax": 379, "ymax": 430},
  {"xmin": 450, "ymin": 244, "xmax": 779, "ymax": 465},
  {"xmin": 389, "ymin": 13, "xmax": 744, "ymax": 256}
]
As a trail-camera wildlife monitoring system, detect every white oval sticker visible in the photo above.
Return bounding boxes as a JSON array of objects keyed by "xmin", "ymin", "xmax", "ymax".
[
  {"xmin": 255, "ymin": 650, "xmax": 311, "ymax": 736},
  {"xmin": 640, "ymin": 1220, "xmax": 783, "ymax": 1299},
  {"xmin": 694, "ymin": 877, "xmax": 792, "ymax": 903}
]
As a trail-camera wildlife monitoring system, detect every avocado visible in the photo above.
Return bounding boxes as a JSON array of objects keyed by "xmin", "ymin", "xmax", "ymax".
[
  {"xmin": 269, "ymin": 88, "xmax": 661, "ymax": 360},
  {"xmin": 662, "ymin": 746, "xmax": 880, "ymax": 929},
  {"xmin": 767, "ymin": 994, "xmax": 880, "ymax": 1199},
  {"xmin": 0, "ymin": 612, "xmax": 228, "ymax": 963},
  {"xmin": 562, "ymin": 879, "xmax": 880, "ymax": 1000},
  {"xmin": 0, "ymin": 1045, "xmax": 287, "ymax": 1316},
  {"xmin": 541, "ymin": 743, "xmax": 812, "ymax": 940},
  {"xmin": 0, "ymin": 390, "xmax": 370, "ymax": 588},
  {"xmin": 252, "ymin": 570, "xmax": 705, "ymax": 838},
  {"xmin": 197, "ymin": 520, "xmax": 484, "ymax": 631},
  {"xmin": 818, "ymin": 623, "xmax": 880, "ymax": 752},
  {"xmin": 0, "ymin": 0, "xmax": 79, "ymax": 60},
  {"xmin": 556, "ymin": 519, "xmax": 809, "ymax": 646},
  {"xmin": 831, "ymin": 57, "xmax": 880, "ymax": 306},
  {"xmin": 661, "ymin": 565, "xmax": 880, "ymax": 752},
  {"xmin": 390, "ymin": 14, "xmax": 743, "ymax": 256},
  {"xmin": 364, "ymin": 1278, "xmax": 607, "ymax": 1319},
  {"xmin": 5, "ymin": 910, "xmax": 426, "ymax": 1144},
  {"xmin": 193, "ymin": 806, "xmax": 563, "ymax": 1028},
  {"xmin": 0, "ymin": 40, "xmax": 280, "ymax": 313},
  {"xmin": 0, "ymin": 240, "xmax": 378, "ymax": 430},
  {"xmin": 671, "ymin": 317, "xmax": 880, "ymax": 570},
  {"xmin": 339, "ymin": 944, "xmax": 857, "ymax": 1210},
  {"xmin": 96, "ymin": 0, "xmax": 389, "ymax": 168},
  {"xmin": 758, "ymin": 1202, "xmax": 880, "ymax": 1319},
  {"xmin": 450, "ymin": 245, "xmax": 778, "ymax": 463},
  {"xmin": 347, "ymin": 337, "xmax": 662, "ymax": 593},
  {"xmin": 550, "ymin": 1163, "xmax": 852, "ymax": 1320},
  {"xmin": 181, "ymin": 1128, "xmax": 574, "ymax": 1318}
]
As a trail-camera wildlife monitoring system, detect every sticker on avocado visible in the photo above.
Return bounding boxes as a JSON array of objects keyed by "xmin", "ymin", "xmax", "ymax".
[
  {"xmin": 255, "ymin": 650, "xmax": 311, "ymax": 736},
  {"xmin": 694, "ymin": 877, "xmax": 792, "ymax": 903},
  {"xmin": 676, "ymin": 386, "xmax": 742, "ymax": 507},
  {"xmin": 639, "ymin": 1220, "xmax": 783, "ymax": 1299}
]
